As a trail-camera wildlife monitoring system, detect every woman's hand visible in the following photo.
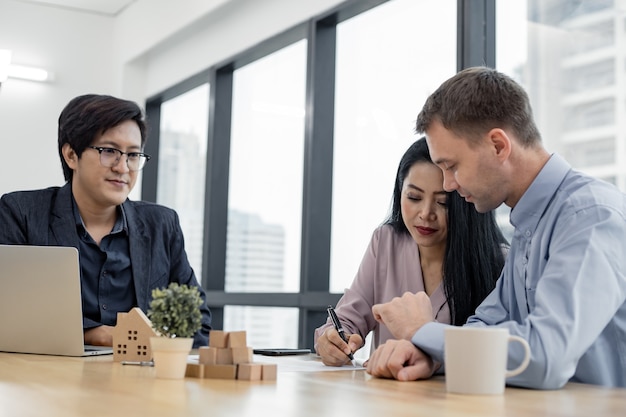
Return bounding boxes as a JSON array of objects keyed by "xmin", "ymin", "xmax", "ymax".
[{"xmin": 316, "ymin": 327, "xmax": 362, "ymax": 366}]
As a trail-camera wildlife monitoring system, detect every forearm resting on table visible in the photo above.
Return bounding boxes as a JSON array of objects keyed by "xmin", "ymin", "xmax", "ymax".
[{"xmin": 84, "ymin": 325, "xmax": 114, "ymax": 346}]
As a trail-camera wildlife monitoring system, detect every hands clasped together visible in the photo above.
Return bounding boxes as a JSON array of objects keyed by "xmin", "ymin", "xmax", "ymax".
[{"xmin": 317, "ymin": 291, "xmax": 439, "ymax": 381}]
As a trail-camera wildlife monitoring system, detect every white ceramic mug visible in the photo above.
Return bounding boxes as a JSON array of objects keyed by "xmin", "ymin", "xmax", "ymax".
[{"xmin": 444, "ymin": 327, "xmax": 531, "ymax": 395}]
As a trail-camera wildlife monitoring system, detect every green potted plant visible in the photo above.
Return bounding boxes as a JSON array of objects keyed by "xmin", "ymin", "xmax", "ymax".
[{"xmin": 148, "ymin": 282, "xmax": 203, "ymax": 379}]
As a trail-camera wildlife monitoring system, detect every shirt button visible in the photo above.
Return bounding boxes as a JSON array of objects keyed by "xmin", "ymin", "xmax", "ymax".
[
  {"xmin": 525, "ymin": 230, "xmax": 531, "ymax": 237},
  {"xmin": 102, "ymin": 304, "xmax": 107, "ymax": 310}
]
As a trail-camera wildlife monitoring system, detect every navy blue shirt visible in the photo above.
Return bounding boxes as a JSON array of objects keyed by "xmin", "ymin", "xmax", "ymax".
[{"xmin": 73, "ymin": 200, "xmax": 136, "ymax": 329}]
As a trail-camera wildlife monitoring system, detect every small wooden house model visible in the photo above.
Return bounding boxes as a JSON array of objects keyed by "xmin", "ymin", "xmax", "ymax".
[{"xmin": 111, "ymin": 307, "xmax": 158, "ymax": 362}]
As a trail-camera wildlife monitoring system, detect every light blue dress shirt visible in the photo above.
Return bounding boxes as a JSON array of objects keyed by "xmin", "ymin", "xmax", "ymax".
[{"xmin": 413, "ymin": 154, "xmax": 626, "ymax": 389}]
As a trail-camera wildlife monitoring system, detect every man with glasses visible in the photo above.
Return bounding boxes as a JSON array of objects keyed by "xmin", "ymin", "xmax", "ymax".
[{"xmin": 0, "ymin": 94, "xmax": 212, "ymax": 348}]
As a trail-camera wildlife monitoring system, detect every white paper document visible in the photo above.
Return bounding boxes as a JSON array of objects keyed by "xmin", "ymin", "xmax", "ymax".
[
  {"xmin": 187, "ymin": 353, "xmax": 366, "ymax": 372},
  {"xmin": 251, "ymin": 354, "xmax": 366, "ymax": 372}
]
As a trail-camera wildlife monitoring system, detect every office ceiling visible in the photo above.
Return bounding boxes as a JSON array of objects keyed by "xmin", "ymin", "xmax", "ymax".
[{"xmin": 13, "ymin": 0, "xmax": 136, "ymax": 16}]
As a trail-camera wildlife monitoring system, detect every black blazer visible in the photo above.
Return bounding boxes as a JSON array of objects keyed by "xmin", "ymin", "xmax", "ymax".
[{"xmin": 0, "ymin": 183, "xmax": 211, "ymax": 347}]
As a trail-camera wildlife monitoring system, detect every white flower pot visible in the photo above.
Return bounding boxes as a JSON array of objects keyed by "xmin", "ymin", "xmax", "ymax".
[{"xmin": 150, "ymin": 337, "xmax": 193, "ymax": 379}]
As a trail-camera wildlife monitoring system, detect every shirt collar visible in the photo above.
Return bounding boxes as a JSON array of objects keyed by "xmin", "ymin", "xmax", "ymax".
[
  {"xmin": 114, "ymin": 204, "xmax": 128, "ymax": 234},
  {"xmin": 509, "ymin": 153, "xmax": 571, "ymax": 233},
  {"xmin": 71, "ymin": 196, "xmax": 128, "ymax": 235}
]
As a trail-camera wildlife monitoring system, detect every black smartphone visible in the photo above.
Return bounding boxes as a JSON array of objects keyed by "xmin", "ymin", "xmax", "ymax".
[{"xmin": 253, "ymin": 348, "xmax": 312, "ymax": 356}]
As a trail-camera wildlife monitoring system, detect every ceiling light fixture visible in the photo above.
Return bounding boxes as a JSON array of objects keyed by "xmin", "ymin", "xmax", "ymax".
[
  {"xmin": 0, "ymin": 49, "xmax": 54, "ymax": 84},
  {"xmin": 8, "ymin": 64, "xmax": 54, "ymax": 82},
  {"xmin": 0, "ymin": 49, "xmax": 12, "ymax": 83}
]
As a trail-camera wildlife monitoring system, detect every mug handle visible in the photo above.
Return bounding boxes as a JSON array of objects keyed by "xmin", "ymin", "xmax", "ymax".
[{"xmin": 505, "ymin": 335, "xmax": 531, "ymax": 378}]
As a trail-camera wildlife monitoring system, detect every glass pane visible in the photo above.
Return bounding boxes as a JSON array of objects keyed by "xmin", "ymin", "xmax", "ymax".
[
  {"xmin": 496, "ymin": 0, "xmax": 624, "ymax": 194},
  {"xmin": 227, "ymin": 40, "xmax": 307, "ymax": 293},
  {"xmin": 330, "ymin": 0, "xmax": 458, "ymax": 293},
  {"xmin": 224, "ymin": 306, "xmax": 298, "ymax": 348},
  {"xmin": 157, "ymin": 84, "xmax": 209, "ymax": 278}
]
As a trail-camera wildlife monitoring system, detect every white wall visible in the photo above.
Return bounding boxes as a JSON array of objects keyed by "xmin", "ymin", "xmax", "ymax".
[
  {"xmin": 0, "ymin": 0, "xmax": 347, "ymax": 196},
  {"xmin": 0, "ymin": 0, "xmax": 115, "ymax": 194}
]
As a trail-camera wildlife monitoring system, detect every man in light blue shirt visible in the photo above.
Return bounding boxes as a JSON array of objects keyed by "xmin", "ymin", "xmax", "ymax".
[{"xmin": 366, "ymin": 67, "xmax": 626, "ymax": 389}]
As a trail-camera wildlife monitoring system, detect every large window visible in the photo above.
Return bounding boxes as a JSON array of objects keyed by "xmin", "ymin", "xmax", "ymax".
[
  {"xmin": 148, "ymin": 0, "xmax": 559, "ymax": 349},
  {"xmin": 157, "ymin": 84, "xmax": 209, "ymax": 278},
  {"xmin": 224, "ymin": 306, "xmax": 298, "ymax": 349},
  {"xmin": 330, "ymin": 0, "xmax": 457, "ymax": 293},
  {"xmin": 227, "ymin": 40, "xmax": 306, "ymax": 294},
  {"xmin": 144, "ymin": 0, "xmax": 495, "ymax": 348},
  {"xmin": 223, "ymin": 40, "xmax": 307, "ymax": 348},
  {"xmin": 496, "ymin": 0, "xmax": 625, "ymax": 191}
]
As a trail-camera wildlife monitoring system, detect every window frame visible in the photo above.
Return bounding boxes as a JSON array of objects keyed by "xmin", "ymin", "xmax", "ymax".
[{"xmin": 143, "ymin": 0, "xmax": 495, "ymax": 349}]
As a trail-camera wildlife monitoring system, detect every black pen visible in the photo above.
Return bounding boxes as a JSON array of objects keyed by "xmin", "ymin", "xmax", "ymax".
[{"xmin": 327, "ymin": 305, "xmax": 355, "ymax": 363}]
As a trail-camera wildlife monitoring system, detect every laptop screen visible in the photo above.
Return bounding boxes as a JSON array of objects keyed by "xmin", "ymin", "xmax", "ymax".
[{"xmin": 0, "ymin": 244, "xmax": 111, "ymax": 356}]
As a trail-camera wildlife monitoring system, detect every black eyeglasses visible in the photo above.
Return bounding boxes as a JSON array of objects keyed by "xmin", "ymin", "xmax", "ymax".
[{"xmin": 87, "ymin": 146, "xmax": 151, "ymax": 171}]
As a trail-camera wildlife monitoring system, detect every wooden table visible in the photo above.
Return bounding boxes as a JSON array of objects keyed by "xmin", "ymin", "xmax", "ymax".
[{"xmin": 1, "ymin": 352, "xmax": 624, "ymax": 417}]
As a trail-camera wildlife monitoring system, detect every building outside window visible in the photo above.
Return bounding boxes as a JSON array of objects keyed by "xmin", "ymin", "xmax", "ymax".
[
  {"xmin": 224, "ymin": 40, "xmax": 307, "ymax": 348},
  {"xmin": 330, "ymin": 0, "xmax": 457, "ymax": 294},
  {"xmin": 157, "ymin": 84, "xmax": 209, "ymax": 278},
  {"xmin": 496, "ymin": 0, "xmax": 625, "ymax": 193}
]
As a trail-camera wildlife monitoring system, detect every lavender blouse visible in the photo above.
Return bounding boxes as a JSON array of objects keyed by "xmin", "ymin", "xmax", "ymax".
[{"xmin": 314, "ymin": 224, "xmax": 450, "ymax": 353}]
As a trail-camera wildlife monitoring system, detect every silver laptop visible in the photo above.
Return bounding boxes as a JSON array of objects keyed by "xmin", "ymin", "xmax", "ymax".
[{"xmin": 0, "ymin": 244, "xmax": 112, "ymax": 356}]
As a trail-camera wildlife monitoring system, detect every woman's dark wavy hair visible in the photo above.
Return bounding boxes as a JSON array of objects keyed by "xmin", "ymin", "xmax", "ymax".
[
  {"xmin": 57, "ymin": 94, "xmax": 147, "ymax": 182},
  {"xmin": 384, "ymin": 137, "xmax": 508, "ymax": 325}
]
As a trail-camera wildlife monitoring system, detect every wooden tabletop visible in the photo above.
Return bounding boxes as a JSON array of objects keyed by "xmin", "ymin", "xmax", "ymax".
[{"xmin": 1, "ymin": 352, "xmax": 624, "ymax": 417}]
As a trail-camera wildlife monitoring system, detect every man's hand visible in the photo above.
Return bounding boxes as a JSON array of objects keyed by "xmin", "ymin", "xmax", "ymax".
[
  {"xmin": 316, "ymin": 328, "xmax": 363, "ymax": 366},
  {"xmin": 371, "ymin": 291, "xmax": 434, "ymax": 340},
  {"xmin": 366, "ymin": 339, "xmax": 437, "ymax": 381},
  {"xmin": 84, "ymin": 325, "xmax": 114, "ymax": 346}
]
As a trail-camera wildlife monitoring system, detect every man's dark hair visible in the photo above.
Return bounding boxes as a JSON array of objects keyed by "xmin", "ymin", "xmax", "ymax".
[{"xmin": 58, "ymin": 94, "xmax": 147, "ymax": 182}]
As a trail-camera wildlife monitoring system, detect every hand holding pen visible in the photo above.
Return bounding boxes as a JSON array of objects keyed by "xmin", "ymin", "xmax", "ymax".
[{"xmin": 327, "ymin": 305, "xmax": 355, "ymax": 365}]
